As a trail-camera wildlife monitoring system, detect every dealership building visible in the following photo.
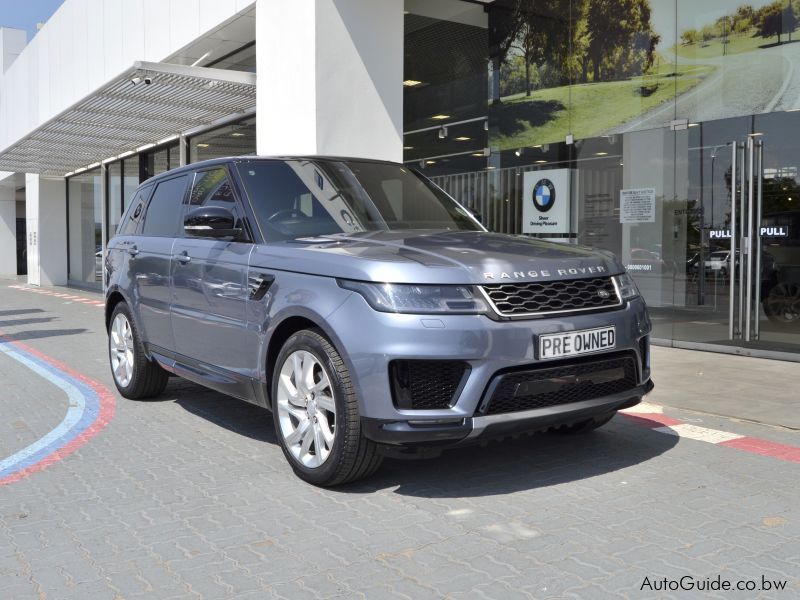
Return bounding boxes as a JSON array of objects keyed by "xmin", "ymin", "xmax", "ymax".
[{"xmin": 1, "ymin": 0, "xmax": 799, "ymax": 360}]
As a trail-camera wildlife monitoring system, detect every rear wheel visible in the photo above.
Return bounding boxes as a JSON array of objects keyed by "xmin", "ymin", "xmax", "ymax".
[
  {"xmin": 548, "ymin": 411, "xmax": 616, "ymax": 435},
  {"xmin": 108, "ymin": 302, "xmax": 169, "ymax": 399},
  {"xmin": 272, "ymin": 329, "xmax": 382, "ymax": 486},
  {"xmin": 763, "ymin": 283, "xmax": 800, "ymax": 324}
]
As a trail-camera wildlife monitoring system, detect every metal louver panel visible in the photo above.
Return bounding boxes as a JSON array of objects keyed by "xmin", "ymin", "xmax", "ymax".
[{"xmin": 0, "ymin": 61, "xmax": 256, "ymax": 176}]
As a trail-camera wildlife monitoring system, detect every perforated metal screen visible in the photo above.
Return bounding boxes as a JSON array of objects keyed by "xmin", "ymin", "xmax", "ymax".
[{"xmin": 0, "ymin": 61, "xmax": 256, "ymax": 176}]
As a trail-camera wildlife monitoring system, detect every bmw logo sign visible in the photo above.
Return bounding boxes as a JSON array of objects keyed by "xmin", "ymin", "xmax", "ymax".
[{"xmin": 533, "ymin": 178, "xmax": 556, "ymax": 213}]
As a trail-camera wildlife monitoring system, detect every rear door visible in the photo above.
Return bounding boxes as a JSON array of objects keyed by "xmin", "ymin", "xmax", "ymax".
[
  {"xmin": 170, "ymin": 166, "xmax": 256, "ymax": 384},
  {"xmin": 128, "ymin": 174, "xmax": 189, "ymax": 353}
]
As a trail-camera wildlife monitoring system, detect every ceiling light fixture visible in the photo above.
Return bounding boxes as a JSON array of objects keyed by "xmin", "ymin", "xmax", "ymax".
[
  {"xmin": 431, "ymin": 114, "xmax": 450, "ymax": 120},
  {"xmin": 455, "ymin": 136, "xmax": 471, "ymax": 141},
  {"xmin": 231, "ymin": 132, "xmax": 245, "ymax": 137},
  {"xmin": 190, "ymin": 51, "xmax": 212, "ymax": 67},
  {"xmin": 196, "ymin": 143, "xmax": 210, "ymax": 148},
  {"xmin": 403, "ymin": 79, "xmax": 424, "ymax": 87}
]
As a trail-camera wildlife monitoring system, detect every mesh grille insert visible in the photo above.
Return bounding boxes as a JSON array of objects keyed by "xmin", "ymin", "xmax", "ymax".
[
  {"xmin": 482, "ymin": 354, "xmax": 638, "ymax": 415},
  {"xmin": 390, "ymin": 360, "xmax": 468, "ymax": 410},
  {"xmin": 481, "ymin": 277, "xmax": 620, "ymax": 317}
]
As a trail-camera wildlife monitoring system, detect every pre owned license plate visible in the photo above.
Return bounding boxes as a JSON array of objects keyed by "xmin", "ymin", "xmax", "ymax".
[{"xmin": 538, "ymin": 326, "xmax": 616, "ymax": 360}]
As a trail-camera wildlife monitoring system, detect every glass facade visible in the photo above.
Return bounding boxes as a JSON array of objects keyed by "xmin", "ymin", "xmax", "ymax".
[
  {"xmin": 67, "ymin": 169, "xmax": 102, "ymax": 286},
  {"xmin": 405, "ymin": 0, "xmax": 800, "ymax": 357},
  {"xmin": 189, "ymin": 116, "xmax": 256, "ymax": 162},
  {"xmin": 66, "ymin": 117, "xmax": 256, "ymax": 290}
]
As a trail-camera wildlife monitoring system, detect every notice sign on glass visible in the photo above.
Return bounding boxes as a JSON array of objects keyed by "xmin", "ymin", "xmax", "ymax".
[{"xmin": 620, "ymin": 188, "xmax": 656, "ymax": 224}]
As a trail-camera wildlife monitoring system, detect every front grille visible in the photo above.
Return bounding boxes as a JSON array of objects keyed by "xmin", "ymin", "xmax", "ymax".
[
  {"xmin": 390, "ymin": 360, "xmax": 469, "ymax": 410},
  {"xmin": 481, "ymin": 353, "xmax": 638, "ymax": 415},
  {"xmin": 481, "ymin": 277, "xmax": 620, "ymax": 317}
]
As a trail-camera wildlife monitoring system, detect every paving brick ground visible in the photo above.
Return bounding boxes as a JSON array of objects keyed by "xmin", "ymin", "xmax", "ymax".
[{"xmin": 0, "ymin": 281, "xmax": 798, "ymax": 599}]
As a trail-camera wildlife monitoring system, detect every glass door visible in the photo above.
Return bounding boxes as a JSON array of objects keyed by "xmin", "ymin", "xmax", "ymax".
[
  {"xmin": 748, "ymin": 120, "xmax": 800, "ymax": 353},
  {"xmin": 678, "ymin": 111, "xmax": 800, "ymax": 355}
]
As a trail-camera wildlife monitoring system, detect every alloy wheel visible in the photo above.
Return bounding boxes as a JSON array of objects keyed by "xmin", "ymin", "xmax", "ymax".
[
  {"xmin": 276, "ymin": 350, "xmax": 337, "ymax": 468},
  {"xmin": 109, "ymin": 313, "xmax": 134, "ymax": 387},
  {"xmin": 766, "ymin": 283, "xmax": 800, "ymax": 323}
]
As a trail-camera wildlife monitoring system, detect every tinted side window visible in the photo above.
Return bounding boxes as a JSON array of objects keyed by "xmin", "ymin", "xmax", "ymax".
[
  {"xmin": 141, "ymin": 175, "xmax": 189, "ymax": 237},
  {"xmin": 118, "ymin": 185, "xmax": 153, "ymax": 236},
  {"xmin": 189, "ymin": 168, "xmax": 241, "ymax": 222}
]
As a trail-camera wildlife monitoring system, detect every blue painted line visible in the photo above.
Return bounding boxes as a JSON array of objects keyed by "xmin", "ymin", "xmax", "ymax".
[{"xmin": 0, "ymin": 339, "xmax": 100, "ymax": 479}]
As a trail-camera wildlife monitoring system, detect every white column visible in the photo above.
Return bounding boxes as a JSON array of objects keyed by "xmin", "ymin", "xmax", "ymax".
[
  {"xmin": 0, "ymin": 27, "xmax": 26, "ymax": 71},
  {"xmin": 256, "ymin": 0, "xmax": 403, "ymax": 162},
  {"xmin": 25, "ymin": 174, "xmax": 67, "ymax": 287},
  {"xmin": 0, "ymin": 177, "xmax": 16, "ymax": 276}
]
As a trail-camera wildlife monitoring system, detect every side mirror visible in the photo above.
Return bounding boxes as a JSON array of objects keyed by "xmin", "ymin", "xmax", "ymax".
[
  {"xmin": 465, "ymin": 206, "xmax": 482, "ymax": 223},
  {"xmin": 184, "ymin": 206, "xmax": 242, "ymax": 238}
]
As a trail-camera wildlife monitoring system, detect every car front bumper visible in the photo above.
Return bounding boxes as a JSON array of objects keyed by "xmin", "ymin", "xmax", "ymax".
[
  {"xmin": 362, "ymin": 380, "xmax": 653, "ymax": 447},
  {"xmin": 324, "ymin": 292, "xmax": 653, "ymax": 445}
]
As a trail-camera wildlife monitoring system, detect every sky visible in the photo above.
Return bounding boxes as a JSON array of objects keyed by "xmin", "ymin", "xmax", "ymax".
[{"xmin": 0, "ymin": 0, "xmax": 65, "ymax": 41}]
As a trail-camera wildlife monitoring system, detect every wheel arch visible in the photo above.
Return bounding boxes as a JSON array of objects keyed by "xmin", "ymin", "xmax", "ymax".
[
  {"xmin": 263, "ymin": 310, "xmax": 356, "ymax": 400},
  {"xmin": 104, "ymin": 286, "xmax": 151, "ymax": 359},
  {"xmin": 105, "ymin": 286, "xmax": 129, "ymax": 331}
]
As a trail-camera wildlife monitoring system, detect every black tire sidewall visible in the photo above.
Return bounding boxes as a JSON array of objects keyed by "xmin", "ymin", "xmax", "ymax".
[{"xmin": 271, "ymin": 330, "xmax": 354, "ymax": 485}]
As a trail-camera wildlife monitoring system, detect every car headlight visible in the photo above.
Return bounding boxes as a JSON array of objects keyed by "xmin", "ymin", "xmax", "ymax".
[
  {"xmin": 613, "ymin": 272, "xmax": 640, "ymax": 300},
  {"xmin": 338, "ymin": 280, "xmax": 489, "ymax": 314}
]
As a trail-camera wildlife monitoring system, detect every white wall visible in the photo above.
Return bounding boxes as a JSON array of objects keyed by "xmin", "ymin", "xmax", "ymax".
[
  {"xmin": 0, "ymin": 0, "xmax": 256, "ymax": 155},
  {"xmin": 25, "ymin": 175, "xmax": 68, "ymax": 286},
  {"xmin": 0, "ymin": 182, "xmax": 15, "ymax": 276},
  {"xmin": 256, "ymin": 0, "xmax": 403, "ymax": 162},
  {"xmin": 0, "ymin": 28, "xmax": 27, "ymax": 72}
]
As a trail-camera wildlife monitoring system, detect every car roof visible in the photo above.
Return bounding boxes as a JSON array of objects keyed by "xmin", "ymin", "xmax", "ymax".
[{"xmin": 139, "ymin": 155, "xmax": 406, "ymax": 186}]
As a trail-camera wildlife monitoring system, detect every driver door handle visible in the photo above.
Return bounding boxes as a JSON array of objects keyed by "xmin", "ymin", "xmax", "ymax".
[{"xmin": 175, "ymin": 251, "xmax": 191, "ymax": 265}]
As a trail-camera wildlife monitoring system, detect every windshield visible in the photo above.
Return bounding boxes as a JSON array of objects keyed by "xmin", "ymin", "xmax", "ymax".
[
  {"xmin": 710, "ymin": 252, "xmax": 729, "ymax": 259},
  {"xmin": 236, "ymin": 159, "xmax": 483, "ymax": 241}
]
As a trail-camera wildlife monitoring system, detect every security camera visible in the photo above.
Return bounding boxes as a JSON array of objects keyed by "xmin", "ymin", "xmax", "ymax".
[
  {"xmin": 130, "ymin": 76, "xmax": 142, "ymax": 85},
  {"xmin": 143, "ymin": 77, "xmax": 152, "ymax": 85}
]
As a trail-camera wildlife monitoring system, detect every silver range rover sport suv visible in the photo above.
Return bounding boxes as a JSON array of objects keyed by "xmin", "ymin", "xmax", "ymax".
[{"xmin": 105, "ymin": 156, "xmax": 653, "ymax": 486}]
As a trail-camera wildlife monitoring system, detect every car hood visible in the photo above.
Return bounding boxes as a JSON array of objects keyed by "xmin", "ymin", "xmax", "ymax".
[{"xmin": 249, "ymin": 230, "xmax": 624, "ymax": 285}]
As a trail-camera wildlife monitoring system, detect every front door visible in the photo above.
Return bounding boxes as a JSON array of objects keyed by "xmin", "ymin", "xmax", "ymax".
[{"xmin": 170, "ymin": 167, "xmax": 256, "ymax": 387}]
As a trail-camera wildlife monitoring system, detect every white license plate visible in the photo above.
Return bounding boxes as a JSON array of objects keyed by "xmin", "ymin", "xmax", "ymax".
[{"xmin": 538, "ymin": 326, "xmax": 616, "ymax": 360}]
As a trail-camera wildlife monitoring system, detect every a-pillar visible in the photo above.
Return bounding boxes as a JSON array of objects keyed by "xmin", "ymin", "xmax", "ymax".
[
  {"xmin": 25, "ymin": 174, "xmax": 67, "ymax": 286},
  {"xmin": 256, "ymin": 0, "xmax": 403, "ymax": 162}
]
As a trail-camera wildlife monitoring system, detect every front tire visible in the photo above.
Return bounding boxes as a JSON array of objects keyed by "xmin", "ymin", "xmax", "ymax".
[
  {"xmin": 108, "ymin": 302, "xmax": 169, "ymax": 399},
  {"xmin": 272, "ymin": 329, "xmax": 382, "ymax": 486}
]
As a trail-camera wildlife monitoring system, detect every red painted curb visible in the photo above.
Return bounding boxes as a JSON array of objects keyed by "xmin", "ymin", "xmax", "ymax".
[{"xmin": 719, "ymin": 436, "xmax": 800, "ymax": 464}]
